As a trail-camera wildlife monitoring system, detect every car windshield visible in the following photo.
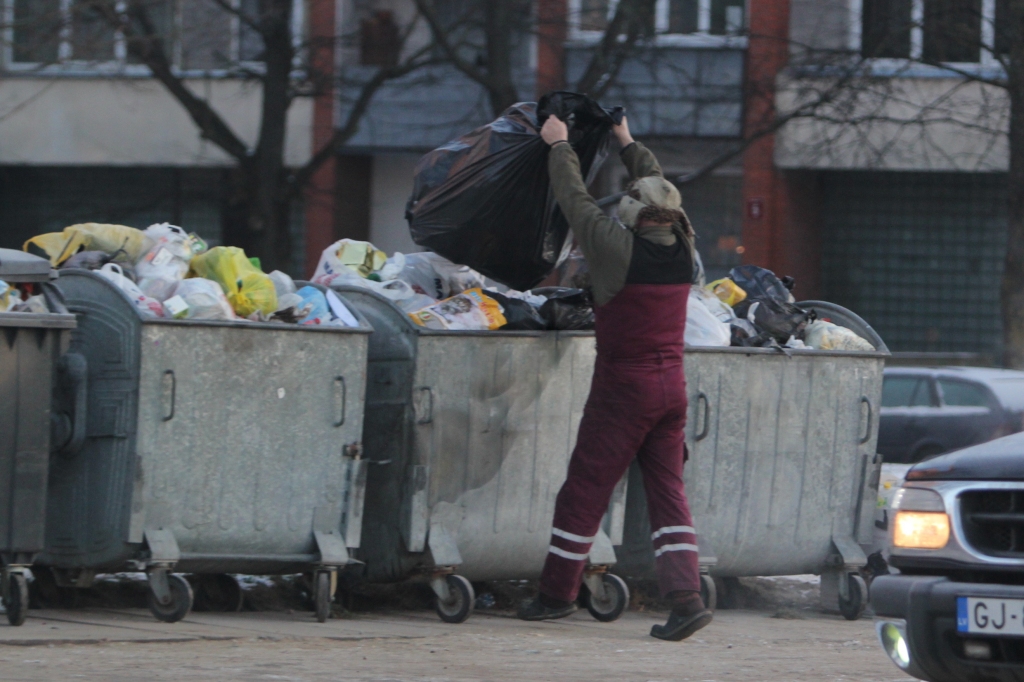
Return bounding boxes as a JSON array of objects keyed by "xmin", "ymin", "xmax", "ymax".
[{"xmin": 986, "ymin": 378, "xmax": 1024, "ymax": 411}]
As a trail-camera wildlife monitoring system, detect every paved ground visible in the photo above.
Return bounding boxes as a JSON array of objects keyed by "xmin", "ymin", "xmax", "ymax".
[{"xmin": 0, "ymin": 604, "xmax": 905, "ymax": 681}]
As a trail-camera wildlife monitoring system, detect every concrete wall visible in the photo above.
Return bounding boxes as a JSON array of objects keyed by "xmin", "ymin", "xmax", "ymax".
[
  {"xmin": 0, "ymin": 78, "xmax": 313, "ymax": 166},
  {"xmin": 368, "ymin": 152, "xmax": 423, "ymax": 255},
  {"xmin": 775, "ymin": 76, "xmax": 1008, "ymax": 171}
]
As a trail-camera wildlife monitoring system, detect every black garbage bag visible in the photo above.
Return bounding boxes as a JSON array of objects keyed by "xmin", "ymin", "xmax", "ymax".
[
  {"xmin": 730, "ymin": 265, "xmax": 813, "ymax": 343},
  {"xmin": 532, "ymin": 287, "xmax": 595, "ymax": 330},
  {"xmin": 487, "ymin": 291, "xmax": 547, "ymax": 331},
  {"xmin": 407, "ymin": 92, "xmax": 622, "ymax": 291}
]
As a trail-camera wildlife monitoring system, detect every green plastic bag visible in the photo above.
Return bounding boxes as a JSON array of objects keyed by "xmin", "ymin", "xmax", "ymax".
[{"xmin": 189, "ymin": 246, "xmax": 278, "ymax": 318}]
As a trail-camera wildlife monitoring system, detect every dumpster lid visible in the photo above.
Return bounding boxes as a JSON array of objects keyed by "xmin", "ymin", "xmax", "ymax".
[{"xmin": 0, "ymin": 248, "xmax": 56, "ymax": 282}]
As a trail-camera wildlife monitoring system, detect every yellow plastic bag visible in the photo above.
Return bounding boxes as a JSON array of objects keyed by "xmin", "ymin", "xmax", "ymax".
[
  {"xmin": 408, "ymin": 288, "xmax": 507, "ymax": 330},
  {"xmin": 189, "ymin": 246, "xmax": 278, "ymax": 317},
  {"xmin": 707, "ymin": 278, "xmax": 747, "ymax": 307},
  {"xmin": 24, "ymin": 223, "xmax": 152, "ymax": 266}
]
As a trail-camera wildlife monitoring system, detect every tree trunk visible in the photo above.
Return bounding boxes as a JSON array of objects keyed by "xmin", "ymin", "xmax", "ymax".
[
  {"xmin": 246, "ymin": 0, "xmax": 295, "ymax": 274},
  {"xmin": 483, "ymin": 2, "xmax": 521, "ymax": 116},
  {"xmin": 1002, "ymin": 2, "xmax": 1024, "ymax": 368}
]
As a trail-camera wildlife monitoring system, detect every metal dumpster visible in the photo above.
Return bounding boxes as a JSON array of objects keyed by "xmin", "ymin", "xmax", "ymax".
[
  {"xmin": 615, "ymin": 305, "xmax": 888, "ymax": 620},
  {"xmin": 333, "ymin": 285, "xmax": 629, "ymax": 624},
  {"xmin": 39, "ymin": 270, "xmax": 371, "ymax": 623},
  {"xmin": 0, "ymin": 249, "xmax": 80, "ymax": 626}
]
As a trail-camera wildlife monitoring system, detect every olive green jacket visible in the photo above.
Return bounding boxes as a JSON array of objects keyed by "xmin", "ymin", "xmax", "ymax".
[{"xmin": 548, "ymin": 140, "xmax": 692, "ymax": 306}]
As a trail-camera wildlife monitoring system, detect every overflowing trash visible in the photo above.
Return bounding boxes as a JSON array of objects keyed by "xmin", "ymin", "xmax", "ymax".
[
  {"xmin": 407, "ymin": 91, "xmax": 622, "ymax": 290},
  {"xmin": 312, "ymin": 238, "xmax": 598, "ymax": 332},
  {"xmin": 22, "ymin": 223, "xmax": 359, "ymax": 327}
]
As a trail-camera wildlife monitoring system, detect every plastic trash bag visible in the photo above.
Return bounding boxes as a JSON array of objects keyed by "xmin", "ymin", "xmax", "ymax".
[
  {"xmin": 730, "ymin": 265, "xmax": 812, "ymax": 344},
  {"xmin": 269, "ymin": 270, "xmax": 297, "ymax": 298},
  {"xmin": 397, "ymin": 252, "xmax": 485, "ymax": 299},
  {"xmin": 804, "ymin": 320, "xmax": 875, "ymax": 351},
  {"xmin": 96, "ymin": 263, "xmax": 164, "ymax": 317},
  {"xmin": 164, "ymin": 278, "xmax": 235, "ymax": 320},
  {"xmin": 189, "ymin": 246, "xmax": 278, "ymax": 317},
  {"xmin": 407, "ymin": 91, "xmax": 621, "ymax": 291},
  {"xmin": 532, "ymin": 287, "xmax": 595, "ymax": 330},
  {"xmin": 60, "ymin": 250, "xmax": 115, "ymax": 271},
  {"xmin": 377, "ymin": 252, "xmax": 405, "ymax": 282},
  {"xmin": 408, "ymin": 288, "xmax": 507, "ymax": 330},
  {"xmin": 313, "ymin": 239, "xmax": 387, "ymax": 284},
  {"xmin": 486, "ymin": 291, "xmax": 546, "ymax": 330},
  {"xmin": 692, "ymin": 286, "xmax": 736, "ymax": 325},
  {"xmin": 292, "ymin": 286, "xmax": 333, "ymax": 325},
  {"xmin": 730, "ymin": 265, "xmax": 795, "ymax": 305},
  {"xmin": 25, "ymin": 223, "xmax": 153, "ymax": 266},
  {"xmin": 685, "ymin": 290, "xmax": 731, "ymax": 347},
  {"xmin": 0, "ymin": 280, "xmax": 11, "ymax": 311}
]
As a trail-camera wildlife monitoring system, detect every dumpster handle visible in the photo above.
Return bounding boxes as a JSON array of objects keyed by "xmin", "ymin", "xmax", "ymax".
[
  {"xmin": 858, "ymin": 396, "xmax": 872, "ymax": 444},
  {"xmin": 695, "ymin": 392, "xmax": 710, "ymax": 442},
  {"xmin": 162, "ymin": 370, "xmax": 175, "ymax": 421},
  {"xmin": 333, "ymin": 376, "xmax": 346, "ymax": 427}
]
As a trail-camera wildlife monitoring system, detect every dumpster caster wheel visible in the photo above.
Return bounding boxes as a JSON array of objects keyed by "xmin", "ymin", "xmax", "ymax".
[
  {"xmin": 314, "ymin": 571, "xmax": 333, "ymax": 623},
  {"xmin": 582, "ymin": 574, "xmax": 629, "ymax": 623},
  {"xmin": 838, "ymin": 574, "xmax": 867, "ymax": 621},
  {"xmin": 699, "ymin": 574, "xmax": 717, "ymax": 612},
  {"xmin": 147, "ymin": 574, "xmax": 193, "ymax": 623},
  {"xmin": 434, "ymin": 575, "xmax": 474, "ymax": 624},
  {"xmin": 4, "ymin": 573, "xmax": 29, "ymax": 626}
]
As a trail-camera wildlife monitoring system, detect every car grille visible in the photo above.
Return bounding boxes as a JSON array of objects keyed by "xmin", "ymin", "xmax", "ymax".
[{"xmin": 960, "ymin": 490, "xmax": 1024, "ymax": 557}]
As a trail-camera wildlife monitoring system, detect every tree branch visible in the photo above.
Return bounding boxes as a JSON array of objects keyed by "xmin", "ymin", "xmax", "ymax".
[{"xmin": 110, "ymin": 1, "xmax": 251, "ymax": 162}]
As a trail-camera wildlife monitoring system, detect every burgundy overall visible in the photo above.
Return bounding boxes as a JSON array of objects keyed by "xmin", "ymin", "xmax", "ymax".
[{"xmin": 538, "ymin": 234, "xmax": 699, "ymax": 603}]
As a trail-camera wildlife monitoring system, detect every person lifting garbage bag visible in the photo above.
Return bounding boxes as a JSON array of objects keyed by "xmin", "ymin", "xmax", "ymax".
[{"xmin": 514, "ymin": 114, "xmax": 713, "ymax": 642}]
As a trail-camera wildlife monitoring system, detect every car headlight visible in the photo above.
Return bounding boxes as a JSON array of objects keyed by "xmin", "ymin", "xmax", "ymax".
[
  {"xmin": 876, "ymin": 619, "xmax": 911, "ymax": 670},
  {"xmin": 891, "ymin": 487, "xmax": 949, "ymax": 549}
]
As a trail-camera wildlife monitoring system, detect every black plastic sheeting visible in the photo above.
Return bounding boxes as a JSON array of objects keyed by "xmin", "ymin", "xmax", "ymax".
[{"xmin": 406, "ymin": 92, "xmax": 621, "ymax": 291}]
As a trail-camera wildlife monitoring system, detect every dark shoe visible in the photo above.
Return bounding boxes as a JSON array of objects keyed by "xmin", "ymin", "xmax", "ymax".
[
  {"xmin": 517, "ymin": 596, "xmax": 578, "ymax": 621},
  {"xmin": 650, "ymin": 606, "xmax": 713, "ymax": 641}
]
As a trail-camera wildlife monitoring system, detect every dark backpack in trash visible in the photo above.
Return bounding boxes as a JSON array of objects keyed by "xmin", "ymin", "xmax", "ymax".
[
  {"xmin": 532, "ymin": 287, "xmax": 595, "ymax": 330},
  {"xmin": 487, "ymin": 291, "xmax": 547, "ymax": 331},
  {"xmin": 730, "ymin": 265, "xmax": 813, "ymax": 344},
  {"xmin": 406, "ymin": 92, "xmax": 622, "ymax": 291}
]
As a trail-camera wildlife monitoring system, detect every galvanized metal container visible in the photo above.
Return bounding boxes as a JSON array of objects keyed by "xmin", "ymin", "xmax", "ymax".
[
  {"xmin": 0, "ymin": 248, "xmax": 78, "ymax": 626},
  {"xmin": 616, "ymin": 342, "xmax": 889, "ymax": 618},
  {"xmin": 41, "ymin": 271, "xmax": 371, "ymax": 622},
  {"xmin": 332, "ymin": 286, "xmax": 628, "ymax": 623}
]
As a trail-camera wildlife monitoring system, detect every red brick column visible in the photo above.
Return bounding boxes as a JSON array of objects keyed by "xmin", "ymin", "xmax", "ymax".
[
  {"xmin": 740, "ymin": 0, "xmax": 822, "ymax": 299},
  {"xmin": 536, "ymin": 0, "xmax": 567, "ymax": 96},
  {"xmin": 304, "ymin": 0, "xmax": 338, "ymax": 277}
]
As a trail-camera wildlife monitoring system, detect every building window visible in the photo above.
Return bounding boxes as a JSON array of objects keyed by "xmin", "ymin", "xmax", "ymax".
[
  {"xmin": 860, "ymin": 0, "xmax": 988, "ymax": 64},
  {"xmin": 922, "ymin": 0, "xmax": 981, "ymax": 63},
  {"xmin": 569, "ymin": 0, "xmax": 747, "ymax": 40},
  {"xmin": 4, "ymin": 0, "xmax": 279, "ymax": 71},
  {"xmin": 861, "ymin": 0, "xmax": 912, "ymax": 58}
]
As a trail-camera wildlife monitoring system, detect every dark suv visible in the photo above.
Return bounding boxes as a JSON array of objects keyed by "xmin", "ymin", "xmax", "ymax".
[
  {"xmin": 878, "ymin": 367, "xmax": 1024, "ymax": 464},
  {"xmin": 871, "ymin": 432, "xmax": 1024, "ymax": 681}
]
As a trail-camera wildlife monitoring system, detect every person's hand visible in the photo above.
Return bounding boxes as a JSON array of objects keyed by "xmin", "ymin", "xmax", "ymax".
[
  {"xmin": 541, "ymin": 115, "xmax": 569, "ymax": 145},
  {"xmin": 613, "ymin": 116, "xmax": 634, "ymax": 147}
]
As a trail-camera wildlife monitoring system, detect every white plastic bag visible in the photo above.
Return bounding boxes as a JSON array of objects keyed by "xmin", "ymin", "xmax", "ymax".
[
  {"xmin": 313, "ymin": 239, "xmax": 387, "ymax": 284},
  {"xmin": 269, "ymin": 270, "xmax": 297, "ymax": 298},
  {"xmin": 97, "ymin": 263, "xmax": 164, "ymax": 317},
  {"xmin": 398, "ymin": 252, "xmax": 449, "ymax": 299},
  {"xmin": 168, "ymin": 278, "xmax": 235, "ymax": 320},
  {"xmin": 804, "ymin": 320, "xmax": 874, "ymax": 351},
  {"xmin": 685, "ymin": 290, "xmax": 730, "ymax": 347},
  {"xmin": 378, "ymin": 252, "xmax": 406, "ymax": 282},
  {"xmin": 692, "ymin": 286, "xmax": 736, "ymax": 324},
  {"xmin": 398, "ymin": 252, "xmax": 485, "ymax": 298}
]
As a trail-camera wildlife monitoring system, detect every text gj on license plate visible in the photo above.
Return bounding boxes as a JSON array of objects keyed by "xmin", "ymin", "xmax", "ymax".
[{"xmin": 958, "ymin": 597, "xmax": 1024, "ymax": 636}]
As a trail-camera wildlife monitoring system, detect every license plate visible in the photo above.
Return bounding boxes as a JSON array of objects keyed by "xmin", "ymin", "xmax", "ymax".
[{"xmin": 958, "ymin": 597, "xmax": 1024, "ymax": 636}]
